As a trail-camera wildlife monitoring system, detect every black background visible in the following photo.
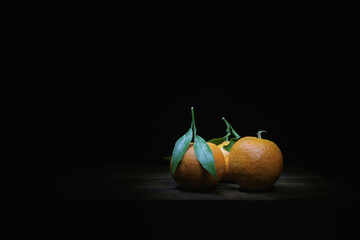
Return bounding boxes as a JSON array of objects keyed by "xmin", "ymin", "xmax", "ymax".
[
  {"xmin": 39, "ymin": 8, "xmax": 360, "ymax": 240},
  {"xmin": 45, "ymin": 13, "xmax": 358, "ymax": 189},
  {"xmin": 49, "ymin": 58, "xmax": 357, "ymax": 188}
]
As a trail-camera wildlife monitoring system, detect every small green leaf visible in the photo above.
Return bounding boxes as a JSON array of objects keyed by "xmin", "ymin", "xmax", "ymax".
[
  {"xmin": 171, "ymin": 127, "xmax": 193, "ymax": 174},
  {"xmin": 207, "ymin": 132, "xmax": 231, "ymax": 145},
  {"xmin": 223, "ymin": 137, "xmax": 240, "ymax": 152},
  {"xmin": 194, "ymin": 135, "xmax": 218, "ymax": 181},
  {"xmin": 162, "ymin": 156, "xmax": 171, "ymax": 161}
]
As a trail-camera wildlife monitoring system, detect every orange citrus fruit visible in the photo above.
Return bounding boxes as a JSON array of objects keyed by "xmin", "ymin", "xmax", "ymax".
[
  {"xmin": 170, "ymin": 142, "xmax": 225, "ymax": 190},
  {"xmin": 229, "ymin": 136, "xmax": 283, "ymax": 191},
  {"xmin": 217, "ymin": 141, "xmax": 235, "ymax": 181}
]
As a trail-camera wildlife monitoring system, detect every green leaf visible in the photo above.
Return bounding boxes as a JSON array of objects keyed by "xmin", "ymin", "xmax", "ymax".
[
  {"xmin": 194, "ymin": 135, "xmax": 218, "ymax": 181},
  {"xmin": 171, "ymin": 127, "xmax": 193, "ymax": 174},
  {"xmin": 207, "ymin": 136, "xmax": 226, "ymax": 145},
  {"xmin": 223, "ymin": 137, "xmax": 240, "ymax": 152},
  {"xmin": 207, "ymin": 132, "xmax": 231, "ymax": 145}
]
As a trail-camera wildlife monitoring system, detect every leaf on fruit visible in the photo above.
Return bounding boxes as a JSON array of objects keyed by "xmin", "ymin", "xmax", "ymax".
[
  {"xmin": 171, "ymin": 127, "xmax": 193, "ymax": 174},
  {"xmin": 222, "ymin": 137, "xmax": 240, "ymax": 152},
  {"xmin": 194, "ymin": 135, "xmax": 218, "ymax": 181},
  {"xmin": 207, "ymin": 132, "xmax": 231, "ymax": 145}
]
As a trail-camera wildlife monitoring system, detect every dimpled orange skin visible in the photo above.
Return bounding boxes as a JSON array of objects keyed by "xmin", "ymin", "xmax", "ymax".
[
  {"xmin": 170, "ymin": 142, "xmax": 225, "ymax": 190},
  {"xmin": 229, "ymin": 137, "xmax": 283, "ymax": 191},
  {"xmin": 217, "ymin": 141, "xmax": 235, "ymax": 181}
]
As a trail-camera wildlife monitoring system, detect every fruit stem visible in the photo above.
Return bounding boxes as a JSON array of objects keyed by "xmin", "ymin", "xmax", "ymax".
[
  {"xmin": 257, "ymin": 130, "xmax": 267, "ymax": 138},
  {"xmin": 222, "ymin": 117, "xmax": 230, "ymax": 141},
  {"xmin": 223, "ymin": 117, "xmax": 241, "ymax": 139},
  {"xmin": 191, "ymin": 107, "xmax": 197, "ymax": 135}
]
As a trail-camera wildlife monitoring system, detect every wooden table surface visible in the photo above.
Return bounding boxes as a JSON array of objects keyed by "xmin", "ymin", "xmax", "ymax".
[
  {"xmin": 52, "ymin": 165, "xmax": 353, "ymax": 201},
  {"xmin": 50, "ymin": 165, "xmax": 359, "ymax": 240}
]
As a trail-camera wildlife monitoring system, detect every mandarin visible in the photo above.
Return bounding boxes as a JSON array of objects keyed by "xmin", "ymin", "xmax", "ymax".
[
  {"xmin": 170, "ymin": 142, "xmax": 225, "ymax": 190},
  {"xmin": 229, "ymin": 133, "xmax": 283, "ymax": 191},
  {"xmin": 217, "ymin": 141, "xmax": 235, "ymax": 181}
]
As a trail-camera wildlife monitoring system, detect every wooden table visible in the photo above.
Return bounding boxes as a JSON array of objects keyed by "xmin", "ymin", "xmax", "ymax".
[{"xmin": 51, "ymin": 166, "xmax": 359, "ymax": 240}]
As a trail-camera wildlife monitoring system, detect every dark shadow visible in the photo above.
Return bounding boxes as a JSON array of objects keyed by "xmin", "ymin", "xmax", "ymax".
[
  {"xmin": 175, "ymin": 185, "xmax": 218, "ymax": 193},
  {"xmin": 219, "ymin": 180, "xmax": 237, "ymax": 183},
  {"xmin": 238, "ymin": 185, "xmax": 276, "ymax": 193}
]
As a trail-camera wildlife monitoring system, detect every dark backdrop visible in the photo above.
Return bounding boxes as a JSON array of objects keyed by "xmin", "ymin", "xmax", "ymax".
[
  {"xmin": 46, "ymin": 16, "xmax": 357, "ymax": 188},
  {"xmin": 48, "ymin": 56, "xmax": 357, "ymax": 188}
]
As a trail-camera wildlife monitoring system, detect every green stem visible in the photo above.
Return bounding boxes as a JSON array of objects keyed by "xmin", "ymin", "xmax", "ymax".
[
  {"xmin": 222, "ymin": 117, "xmax": 230, "ymax": 141},
  {"xmin": 191, "ymin": 107, "xmax": 197, "ymax": 136},
  {"xmin": 222, "ymin": 117, "xmax": 231, "ymax": 131},
  {"xmin": 222, "ymin": 117, "xmax": 240, "ymax": 139},
  {"xmin": 257, "ymin": 130, "xmax": 267, "ymax": 138}
]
